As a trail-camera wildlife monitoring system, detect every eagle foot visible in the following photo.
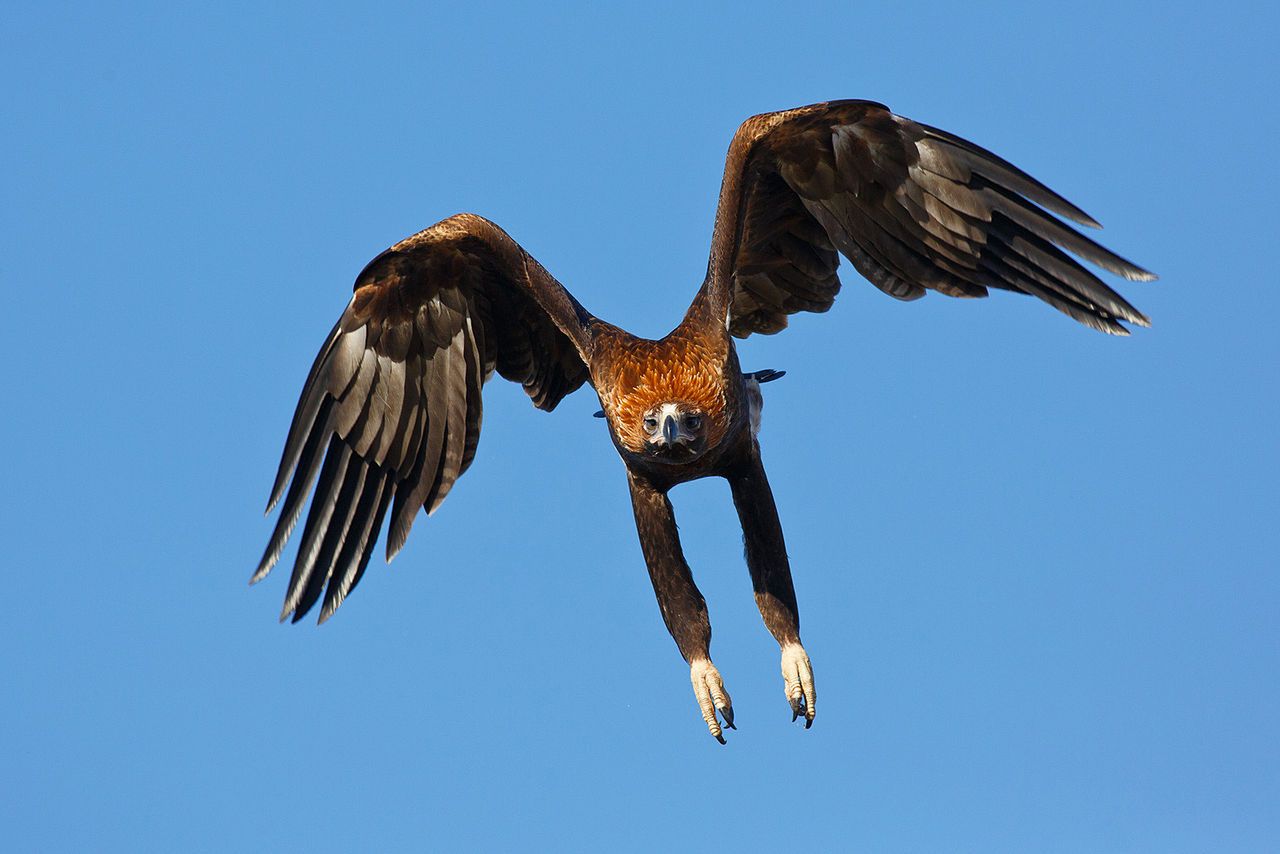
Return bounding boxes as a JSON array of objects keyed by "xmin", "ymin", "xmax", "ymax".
[
  {"xmin": 689, "ymin": 659, "xmax": 734, "ymax": 744},
  {"xmin": 781, "ymin": 642, "xmax": 816, "ymax": 729}
]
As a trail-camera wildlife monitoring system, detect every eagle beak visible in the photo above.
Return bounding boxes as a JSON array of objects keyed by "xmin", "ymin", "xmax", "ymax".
[{"xmin": 662, "ymin": 414, "xmax": 679, "ymax": 446}]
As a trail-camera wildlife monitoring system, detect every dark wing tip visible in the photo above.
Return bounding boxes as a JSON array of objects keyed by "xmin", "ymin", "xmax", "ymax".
[
  {"xmin": 1077, "ymin": 213, "xmax": 1104, "ymax": 230},
  {"xmin": 917, "ymin": 121, "xmax": 1105, "ymax": 230},
  {"xmin": 1105, "ymin": 256, "xmax": 1157, "ymax": 283},
  {"xmin": 385, "ymin": 535, "xmax": 406, "ymax": 563},
  {"xmin": 1070, "ymin": 208, "xmax": 1103, "ymax": 230},
  {"xmin": 250, "ymin": 551, "xmax": 279, "ymax": 587}
]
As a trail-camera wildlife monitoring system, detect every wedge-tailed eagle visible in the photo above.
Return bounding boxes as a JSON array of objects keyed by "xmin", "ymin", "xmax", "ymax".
[{"xmin": 254, "ymin": 100, "xmax": 1154, "ymax": 743}]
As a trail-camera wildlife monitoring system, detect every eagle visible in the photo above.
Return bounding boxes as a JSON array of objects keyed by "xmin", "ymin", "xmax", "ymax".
[{"xmin": 254, "ymin": 100, "xmax": 1154, "ymax": 743}]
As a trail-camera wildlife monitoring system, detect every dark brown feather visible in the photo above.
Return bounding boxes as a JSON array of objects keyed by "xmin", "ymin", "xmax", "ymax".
[{"xmin": 701, "ymin": 100, "xmax": 1155, "ymax": 338}]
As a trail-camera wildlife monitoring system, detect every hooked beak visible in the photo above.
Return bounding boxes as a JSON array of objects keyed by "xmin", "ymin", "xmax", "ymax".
[{"xmin": 662, "ymin": 414, "xmax": 679, "ymax": 446}]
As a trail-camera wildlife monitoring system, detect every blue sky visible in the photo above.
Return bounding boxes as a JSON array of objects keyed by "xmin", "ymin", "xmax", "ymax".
[{"xmin": 4, "ymin": 2, "xmax": 1277, "ymax": 851}]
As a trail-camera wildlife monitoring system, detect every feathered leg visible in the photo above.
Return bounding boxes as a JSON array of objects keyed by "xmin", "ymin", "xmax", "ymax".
[
  {"xmin": 627, "ymin": 472, "xmax": 735, "ymax": 744},
  {"xmin": 727, "ymin": 446, "xmax": 816, "ymax": 729}
]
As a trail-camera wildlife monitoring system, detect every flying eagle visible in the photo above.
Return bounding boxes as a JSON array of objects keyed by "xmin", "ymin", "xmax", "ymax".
[{"xmin": 254, "ymin": 100, "xmax": 1154, "ymax": 743}]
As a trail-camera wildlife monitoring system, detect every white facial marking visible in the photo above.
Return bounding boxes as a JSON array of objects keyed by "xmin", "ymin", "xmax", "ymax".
[{"xmin": 646, "ymin": 402, "xmax": 702, "ymax": 446}]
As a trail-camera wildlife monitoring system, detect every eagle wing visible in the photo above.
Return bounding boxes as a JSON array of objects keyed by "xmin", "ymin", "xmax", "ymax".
[
  {"xmin": 254, "ymin": 213, "xmax": 593, "ymax": 623},
  {"xmin": 706, "ymin": 100, "xmax": 1156, "ymax": 337}
]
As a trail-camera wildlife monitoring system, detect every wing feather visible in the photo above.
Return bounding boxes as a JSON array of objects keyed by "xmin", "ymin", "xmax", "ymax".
[
  {"xmin": 252, "ymin": 397, "xmax": 335, "ymax": 584},
  {"xmin": 426, "ymin": 328, "xmax": 469, "ymax": 515},
  {"xmin": 265, "ymin": 323, "xmax": 343, "ymax": 514},
  {"xmin": 917, "ymin": 124, "xmax": 1102, "ymax": 227},
  {"xmin": 319, "ymin": 469, "xmax": 393, "ymax": 623},
  {"xmin": 289, "ymin": 451, "xmax": 371, "ymax": 623},
  {"xmin": 280, "ymin": 438, "xmax": 354, "ymax": 620}
]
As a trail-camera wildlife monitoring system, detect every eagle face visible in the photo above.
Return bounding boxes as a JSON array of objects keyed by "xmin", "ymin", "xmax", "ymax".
[{"xmin": 641, "ymin": 401, "xmax": 709, "ymax": 461}]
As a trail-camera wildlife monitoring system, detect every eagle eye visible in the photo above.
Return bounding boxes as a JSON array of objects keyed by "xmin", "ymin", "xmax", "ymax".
[
  {"xmin": 684, "ymin": 414, "xmax": 703, "ymax": 431},
  {"xmin": 643, "ymin": 415, "xmax": 658, "ymax": 432}
]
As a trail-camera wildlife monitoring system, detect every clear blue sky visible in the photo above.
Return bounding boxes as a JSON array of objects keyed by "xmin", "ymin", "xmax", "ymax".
[{"xmin": 4, "ymin": 2, "xmax": 1276, "ymax": 851}]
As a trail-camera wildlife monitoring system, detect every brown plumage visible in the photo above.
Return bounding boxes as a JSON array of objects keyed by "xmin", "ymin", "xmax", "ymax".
[{"xmin": 255, "ymin": 100, "xmax": 1155, "ymax": 742}]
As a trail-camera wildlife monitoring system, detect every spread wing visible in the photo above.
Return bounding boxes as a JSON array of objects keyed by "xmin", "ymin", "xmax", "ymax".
[
  {"xmin": 705, "ymin": 100, "xmax": 1156, "ymax": 337},
  {"xmin": 254, "ymin": 213, "xmax": 594, "ymax": 623}
]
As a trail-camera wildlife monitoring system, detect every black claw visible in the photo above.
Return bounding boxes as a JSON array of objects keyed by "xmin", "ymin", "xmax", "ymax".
[
  {"xmin": 789, "ymin": 697, "xmax": 802, "ymax": 721},
  {"xmin": 592, "ymin": 409, "xmax": 605, "ymax": 418},
  {"xmin": 804, "ymin": 715, "xmax": 814, "ymax": 730},
  {"xmin": 715, "ymin": 732, "xmax": 726, "ymax": 745},
  {"xmin": 720, "ymin": 706, "xmax": 736, "ymax": 729}
]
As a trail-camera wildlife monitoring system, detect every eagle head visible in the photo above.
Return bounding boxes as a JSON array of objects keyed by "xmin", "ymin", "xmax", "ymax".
[
  {"xmin": 600, "ymin": 382, "xmax": 730, "ymax": 463},
  {"xmin": 596, "ymin": 334, "xmax": 732, "ymax": 462}
]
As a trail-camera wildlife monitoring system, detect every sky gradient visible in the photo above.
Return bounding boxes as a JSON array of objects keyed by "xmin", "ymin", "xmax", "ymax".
[{"xmin": 3, "ymin": 2, "xmax": 1277, "ymax": 851}]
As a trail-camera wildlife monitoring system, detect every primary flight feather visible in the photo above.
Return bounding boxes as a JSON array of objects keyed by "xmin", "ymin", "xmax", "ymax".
[{"xmin": 254, "ymin": 100, "xmax": 1154, "ymax": 742}]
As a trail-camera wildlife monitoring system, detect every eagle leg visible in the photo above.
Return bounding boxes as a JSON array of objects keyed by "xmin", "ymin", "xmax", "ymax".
[
  {"xmin": 727, "ymin": 445, "xmax": 817, "ymax": 729},
  {"xmin": 627, "ymin": 471, "xmax": 735, "ymax": 744}
]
